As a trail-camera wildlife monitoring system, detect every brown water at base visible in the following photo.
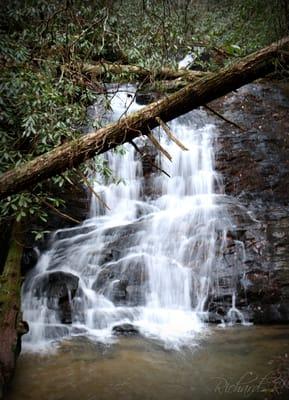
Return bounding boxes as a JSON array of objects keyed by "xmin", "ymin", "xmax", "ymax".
[{"xmin": 7, "ymin": 325, "xmax": 289, "ymax": 400}]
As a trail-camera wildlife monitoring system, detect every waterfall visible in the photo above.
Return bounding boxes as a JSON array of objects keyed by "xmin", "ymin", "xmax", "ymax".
[{"xmin": 22, "ymin": 85, "xmax": 246, "ymax": 351}]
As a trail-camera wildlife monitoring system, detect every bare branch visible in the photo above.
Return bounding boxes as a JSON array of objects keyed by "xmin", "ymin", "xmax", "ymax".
[
  {"xmin": 130, "ymin": 140, "xmax": 170, "ymax": 177},
  {"xmin": 146, "ymin": 128, "xmax": 172, "ymax": 162},
  {"xmin": 77, "ymin": 170, "xmax": 110, "ymax": 211},
  {"xmin": 204, "ymin": 104, "xmax": 245, "ymax": 131},
  {"xmin": 38, "ymin": 197, "xmax": 81, "ymax": 224},
  {"xmin": 156, "ymin": 116, "xmax": 189, "ymax": 150}
]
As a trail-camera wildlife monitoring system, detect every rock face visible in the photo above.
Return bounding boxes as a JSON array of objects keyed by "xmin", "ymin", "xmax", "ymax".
[
  {"xmin": 32, "ymin": 271, "xmax": 79, "ymax": 324},
  {"xmin": 210, "ymin": 80, "xmax": 289, "ymax": 323},
  {"xmin": 92, "ymin": 233, "xmax": 149, "ymax": 306}
]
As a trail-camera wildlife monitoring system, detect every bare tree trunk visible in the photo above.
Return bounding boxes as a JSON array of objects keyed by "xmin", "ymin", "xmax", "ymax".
[
  {"xmin": 0, "ymin": 224, "xmax": 28, "ymax": 398},
  {"xmin": 0, "ymin": 37, "xmax": 288, "ymax": 200}
]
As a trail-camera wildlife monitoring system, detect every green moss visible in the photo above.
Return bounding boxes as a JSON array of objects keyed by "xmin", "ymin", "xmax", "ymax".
[{"xmin": 0, "ymin": 237, "xmax": 22, "ymax": 325}]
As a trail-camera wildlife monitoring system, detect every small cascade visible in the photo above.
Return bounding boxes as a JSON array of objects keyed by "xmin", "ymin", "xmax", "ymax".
[{"xmin": 22, "ymin": 85, "xmax": 249, "ymax": 351}]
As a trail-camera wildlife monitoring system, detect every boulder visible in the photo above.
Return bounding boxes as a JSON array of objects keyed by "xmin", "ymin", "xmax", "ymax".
[
  {"xmin": 92, "ymin": 256, "xmax": 148, "ymax": 306},
  {"xmin": 112, "ymin": 323, "xmax": 139, "ymax": 336},
  {"xmin": 32, "ymin": 271, "xmax": 79, "ymax": 324}
]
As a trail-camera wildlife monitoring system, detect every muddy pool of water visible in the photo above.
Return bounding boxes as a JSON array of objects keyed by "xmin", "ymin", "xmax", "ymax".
[{"xmin": 7, "ymin": 325, "xmax": 289, "ymax": 400}]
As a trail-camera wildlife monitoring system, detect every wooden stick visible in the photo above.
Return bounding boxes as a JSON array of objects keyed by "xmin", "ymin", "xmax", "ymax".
[
  {"xmin": 204, "ymin": 104, "xmax": 245, "ymax": 131},
  {"xmin": 156, "ymin": 117, "xmax": 189, "ymax": 151},
  {"xmin": 39, "ymin": 197, "xmax": 81, "ymax": 224},
  {"xmin": 77, "ymin": 170, "xmax": 111, "ymax": 211},
  {"xmin": 146, "ymin": 128, "xmax": 172, "ymax": 162},
  {"xmin": 130, "ymin": 140, "xmax": 170, "ymax": 178}
]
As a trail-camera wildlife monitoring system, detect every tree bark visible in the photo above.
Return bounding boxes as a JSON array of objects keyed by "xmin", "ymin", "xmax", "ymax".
[
  {"xmin": 0, "ymin": 37, "xmax": 288, "ymax": 200},
  {"xmin": 81, "ymin": 62, "xmax": 206, "ymax": 82},
  {"xmin": 0, "ymin": 224, "xmax": 28, "ymax": 398}
]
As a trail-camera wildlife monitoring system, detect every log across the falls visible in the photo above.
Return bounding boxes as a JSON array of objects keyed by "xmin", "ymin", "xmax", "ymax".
[{"xmin": 0, "ymin": 36, "xmax": 288, "ymax": 200}]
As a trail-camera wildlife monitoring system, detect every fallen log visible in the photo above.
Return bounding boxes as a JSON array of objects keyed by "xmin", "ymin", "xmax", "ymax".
[
  {"xmin": 0, "ymin": 37, "xmax": 288, "ymax": 200},
  {"xmin": 81, "ymin": 62, "xmax": 206, "ymax": 82},
  {"xmin": 0, "ymin": 224, "xmax": 28, "ymax": 398},
  {"xmin": 147, "ymin": 77, "xmax": 190, "ymax": 93}
]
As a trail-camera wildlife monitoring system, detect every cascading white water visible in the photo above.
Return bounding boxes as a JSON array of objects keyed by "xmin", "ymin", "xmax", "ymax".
[{"xmin": 22, "ymin": 84, "xmax": 245, "ymax": 351}]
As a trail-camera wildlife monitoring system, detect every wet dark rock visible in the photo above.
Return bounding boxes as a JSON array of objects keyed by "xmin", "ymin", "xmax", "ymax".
[
  {"xmin": 101, "ymin": 219, "xmax": 146, "ymax": 245},
  {"xmin": 110, "ymin": 279, "xmax": 128, "ymax": 302},
  {"xmin": 95, "ymin": 260, "xmax": 147, "ymax": 288},
  {"xmin": 141, "ymin": 176, "xmax": 162, "ymax": 200},
  {"xmin": 53, "ymin": 225, "xmax": 96, "ymax": 242},
  {"xmin": 126, "ymin": 285, "xmax": 146, "ymax": 306},
  {"xmin": 92, "ymin": 256, "xmax": 148, "ymax": 305},
  {"xmin": 112, "ymin": 323, "xmax": 139, "ymax": 336},
  {"xmin": 32, "ymin": 271, "xmax": 79, "ymax": 324},
  {"xmin": 71, "ymin": 326, "xmax": 88, "ymax": 335},
  {"xmin": 21, "ymin": 247, "xmax": 39, "ymax": 275},
  {"xmin": 97, "ymin": 248, "xmax": 122, "ymax": 267},
  {"xmin": 239, "ymin": 270, "xmax": 281, "ymax": 303},
  {"xmin": 135, "ymin": 92, "xmax": 156, "ymax": 105},
  {"xmin": 214, "ymin": 82, "xmax": 289, "ymax": 203},
  {"xmin": 207, "ymin": 303, "xmax": 227, "ymax": 323},
  {"xmin": 43, "ymin": 325, "xmax": 70, "ymax": 339},
  {"xmin": 208, "ymin": 80, "xmax": 289, "ymax": 323},
  {"xmin": 249, "ymin": 304, "xmax": 289, "ymax": 324},
  {"xmin": 33, "ymin": 271, "xmax": 79, "ymax": 298},
  {"xmin": 206, "ymin": 312, "xmax": 223, "ymax": 324}
]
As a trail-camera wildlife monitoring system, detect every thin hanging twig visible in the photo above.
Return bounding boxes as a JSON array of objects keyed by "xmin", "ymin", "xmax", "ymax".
[
  {"xmin": 77, "ymin": 170, "xmax": 111, "ymax": 211},
  {"xmin": 130, "ymin": 140, "xmax": 170, "ymax": 178},
  {"xmin": 146, "ymin": 127, "xmax": 172, "ymax": 161},
  {"xmin": 156, "ymin": 116, "xmax": 189, "ymax": 150},
  {"xmin": 204, "ymin": 104, "xmax": 245, "ymax": 131},
  {"xmin": 38, "ymin": 197, "xmax": 81, "ymax": 224}
]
